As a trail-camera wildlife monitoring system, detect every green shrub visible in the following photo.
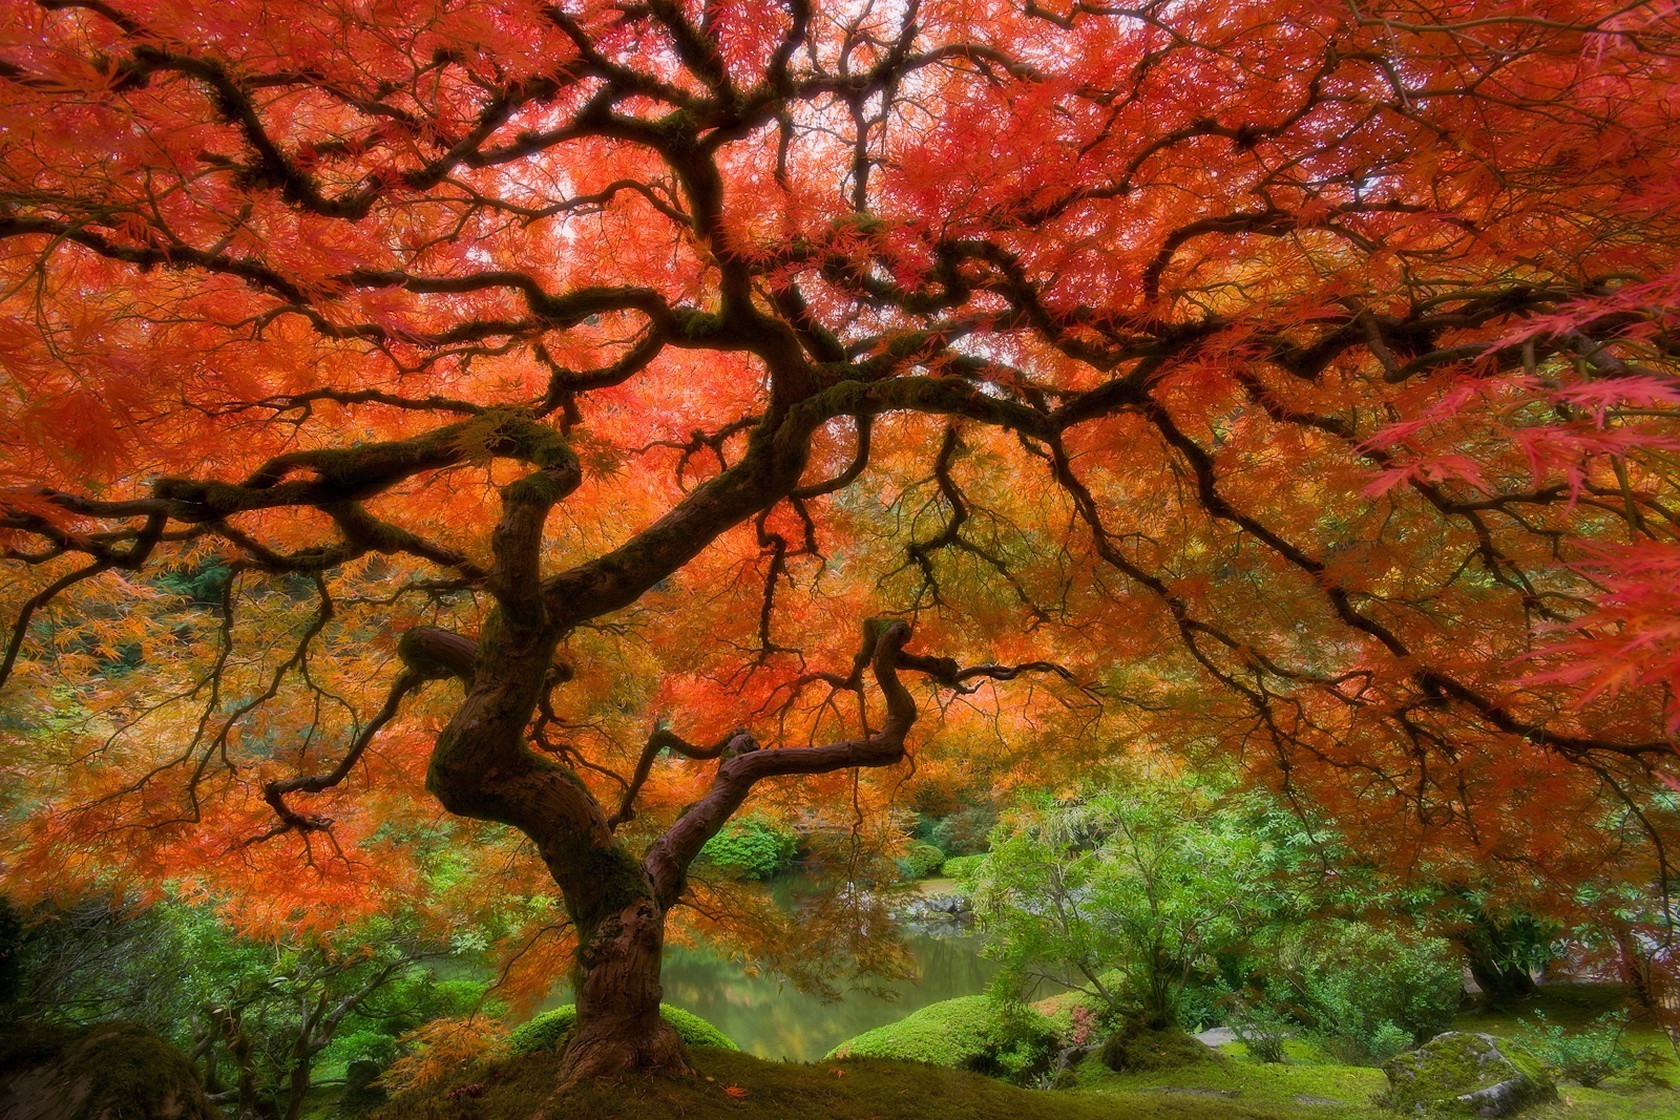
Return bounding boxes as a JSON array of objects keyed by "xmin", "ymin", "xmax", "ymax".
[
  {"xmin": 897, "ymin": 841, "xmax": 947, "ymax": 880},
  {"xmin": 912, "ymin": 805, "xmax": 997, "ymax": 857},
  {"xmin": 507, "ymin": 1004, "xmax": 737, "ymax": 1056},
  {"xmin": 1173, "ymin": 974, "xmax": 1234, "ymax": 1033},
  {"xmin": 826, "ymin": 995, "xmax": 1057, "ymax": 1083},
  {"xmin": 1227, "ymin": 1002, "xmax": 1289, "ymax": 1064},
  {"xmin": 697, "ymin": 818, "xmax": 798, "ymax": 880},
  {"xmin": 1262, "ymin": 921, "xmax": 1461, "ymax": 1063},
  {"xmin": 1516, "ymin": 1008, "xmax": 1644, "ymax": 1087},
  {"xmin": 940, "ymin": 854, "xmax": 985, "ymax": 880},
  {"xmin": 328, "ymin": 1028, "xmax": 402, "ymax": 1069}
]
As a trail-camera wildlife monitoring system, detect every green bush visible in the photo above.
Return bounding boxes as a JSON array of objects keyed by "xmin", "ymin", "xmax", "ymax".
[
  {"xmin": 506, "ymin": 1004, "xmax": 737, "ymax": 1056},
  {"xmin": 897, "ymin": 841, "xmax": 947, "ymax": 880},
  {"xmin": 940, "ymin": 854, "xmax": 985, "ymax": 880},
  {"xmin": 826, "ymin": 995, "xmax": 1057, "ymax": 1083},
  {"xmin": 1261, "ymin": 921, "xmax": 1461, "ymax": 1063},
  {"xmin": 1517, "ymin": 1008, "xmax": 1644, "ymax": 1087},
  {"xmin": 697, "ymin": 818, "xmax": 798, "ymax": 880},
  {"xmin": 1227, "ymin": 1002, "xmax": 1289, "ymax": 1064},
  {"xmin": 329, "ymin": 1028, "xmax": 402, "ymax": 1069},
  {"xmin": 912, "ymin": 805, "xmax": 997, "ymax": 857},
  {"xmin": 1173, "ymin": 974, "xmax": 1234, "ymax": 1033}
]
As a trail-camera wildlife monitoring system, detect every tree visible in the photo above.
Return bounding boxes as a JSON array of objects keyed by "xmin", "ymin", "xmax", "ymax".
[
  {"xmin": 1, "ymin": 0, "xmax": 1678, "ymax": 1088},
  {"xmin": 965, "ymin": 781, "xmax": 1270, "ymax": 1027}
]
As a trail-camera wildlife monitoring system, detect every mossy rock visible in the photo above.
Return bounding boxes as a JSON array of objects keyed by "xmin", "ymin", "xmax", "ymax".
[
  {"xmin": 826, "ymin": 995, "xmax": 1057, "ymax": 1083},
  {"xmin": 0, "ymin": 1020, "xmax": 219, "ymax": 1120},
  {"xmin": 506, "ymin": 1004, "xmax": 738, "ymax": 1056},
  {"xmin": 1098, "ymin": 1020, "xmax": 1218, "ymax": 1073},
  {"xmin": 1382, "ymin": 1031, "xmax": 1557, "ymax": 1117}
]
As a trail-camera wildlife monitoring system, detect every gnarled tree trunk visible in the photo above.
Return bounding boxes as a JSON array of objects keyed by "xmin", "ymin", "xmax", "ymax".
[
  {"xmin": 404, "ymin": 609, "xmax": 925, "ymax": 1085},
  {"xmin": 563, "ymin": 895, "xmax": 686, "ymax": 1079}
]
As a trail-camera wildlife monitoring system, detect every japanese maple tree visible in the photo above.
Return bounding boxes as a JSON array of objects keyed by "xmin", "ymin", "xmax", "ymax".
[{"xmin": 2, "ymin": 0, "xmax": 1679, "ymax": 1086}]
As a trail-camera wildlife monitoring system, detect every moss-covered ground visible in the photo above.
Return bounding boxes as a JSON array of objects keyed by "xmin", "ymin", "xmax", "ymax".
[
  {"xmin": 361, "ymin": 985, "xmax": 1679, "ymax": 1120},
  {"xmin": 1074, "ymin": 986, "xmax": 1678, "ymax": 1120}
]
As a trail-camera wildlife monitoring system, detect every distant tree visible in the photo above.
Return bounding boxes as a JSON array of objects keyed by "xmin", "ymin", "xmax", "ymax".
[{"xmin": 967, "ymin": 781, "xmax": 1274, "ymax": 1027}]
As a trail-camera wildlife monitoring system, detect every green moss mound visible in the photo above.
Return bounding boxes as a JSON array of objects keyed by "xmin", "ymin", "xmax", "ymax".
[
  {"xmin": 897, "ymin": 841, "xmax": 948, "ymax": 880},
  {"xmin": 1099, "ymin": 1021, "xmax": 1218, "ymax": 1073},
  {"xmin": 0, "ymin": 1020, "xmax": 219, "ymax": 1120},
  {"xmin": 507, "ymin": 1004, "xmax": 738, "ymax": 1055},
  {"xmin": 370, "ymin": 1043, "xmax": 1299, "ymax": 1120},
  {"xmin": 826, "ymin": 995, "xmax": 1057, "ymax": 1082},
  {"xmin": 1382, "ymin": 1031, "xmax": 1557, "ymax": 1117}
]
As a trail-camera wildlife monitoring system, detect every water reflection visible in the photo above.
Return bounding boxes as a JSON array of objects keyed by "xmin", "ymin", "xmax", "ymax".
[
  {"xmin": 658, "ymin": 929, "xmax": 997, "ymax": 1061},
  {"xmin": 539, "ymin": 878, "xmax": 1000, "ymax": 1061}
]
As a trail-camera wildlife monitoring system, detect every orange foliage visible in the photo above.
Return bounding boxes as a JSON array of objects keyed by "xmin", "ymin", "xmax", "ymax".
[{"xmin": 0, "ymin": 0, "xmax": 1674, "ymax": 980}]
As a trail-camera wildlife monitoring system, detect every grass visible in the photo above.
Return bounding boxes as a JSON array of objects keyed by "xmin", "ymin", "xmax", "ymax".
[{"xmin": 366, "ymin": 985, "xmax": 1680, "ymax": 1120}]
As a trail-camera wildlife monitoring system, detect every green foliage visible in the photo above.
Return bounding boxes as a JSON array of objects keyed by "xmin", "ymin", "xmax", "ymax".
[
  {"xmin": 827, "ymin": 995, "xmax": 1058, "ymax": 1084},
  {"xmin": 968, "ymin": 780, "xmax": 1280, "ymax": 1027},
  {"xmin": 330, "ymin": 1028, "xmax": 403, "ymax": 1069},
  {"xmin": 941, "ymin": 854, "xmax": 985, "ymax": 880},
  {"xmin": 1258, "ymin": 920, "xmax": 1462, "ymax": 1063},
  {"xmin": 1227, "ymin": 1002, "xmax": 1290, "ymax": 1064},
  {"xmin": 1516, "ymin": 1009, "xmax": 1645, "ymax": 1087},
  {"xmin": 153, "ymin": 558, "xmax": 232, "ymax": 606},
  {"xmin": 697, "ymin": 817, "xmax": 798, "ymax": 880},
  {"xmin": 912, "ymin": 805, "xmax": 997, "ymax": 858},
  {"xmin": 506, "ymin": 1003, "xmax": 738, "ymax": 1055},
  {"xmin": 1173, "ymin": 975, "xmax": 1236, "ymax": 1034},
  {"xmin": 12, "ymin": 896, "xmax": 474, "ymax": 1115},
  {"xmin": 897, "ymin": 841, "xmax": 948, "ymax": 881}
]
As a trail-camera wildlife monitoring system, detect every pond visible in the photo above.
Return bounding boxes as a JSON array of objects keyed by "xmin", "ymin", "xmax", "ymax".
[
  {"xmin": 541, "ymin": 878, "xmax": 1000, "ymax": 1061},
  {"xmin": 657, "ymin": 926, "xmax": 996, "ymax": 1061}
]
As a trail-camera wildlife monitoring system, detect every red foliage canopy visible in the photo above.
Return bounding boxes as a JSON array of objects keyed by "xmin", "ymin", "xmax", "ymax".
[{"xmin": 0, "ymin": 0, "xmax": 1677, "ymax": 1039}]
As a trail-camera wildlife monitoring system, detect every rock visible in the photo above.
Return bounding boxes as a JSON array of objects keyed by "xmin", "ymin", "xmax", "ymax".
[
  {"xmin": 0, "ymin": 1021, "xmax": 220, "ymax": 1120},
  {"xmin": 888, "ymin": 892, "xmax": 975, "ymax": 936},
  {"xmin": 1382, "ymin": 1031, "xmax": 1557, "ymax": 1117},
  {"xmin": 345, "ymin": 1057, "xmax": 386, "ymax": 1096}
]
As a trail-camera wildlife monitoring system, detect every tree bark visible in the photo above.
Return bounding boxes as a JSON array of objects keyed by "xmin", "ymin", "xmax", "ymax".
[{"xmin": 560, "ymin": 895, "xmax": 688, "ymax": 1080}]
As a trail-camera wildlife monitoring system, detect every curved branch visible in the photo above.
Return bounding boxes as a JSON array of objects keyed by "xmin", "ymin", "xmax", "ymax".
[{"xmin": 643, "ymin": 618, "xmax": 916, "ymax": 907}]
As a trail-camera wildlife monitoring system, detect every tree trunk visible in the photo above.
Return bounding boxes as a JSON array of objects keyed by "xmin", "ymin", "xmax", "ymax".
[
  {"xmin": 1467, "ymin": 954, "xmax": 1536, "ymax": 1004},
  {"xmin": 558, "ymin": 896, "xmax": 690, "ymax": 1081}
]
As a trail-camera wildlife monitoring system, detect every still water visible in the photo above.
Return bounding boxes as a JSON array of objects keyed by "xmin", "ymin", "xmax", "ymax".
[
  {"xmin": 540, "ymin": 879, "xmax": 999, "ymax": 1061},
  {"xmin": 657, "ymin": 929, "xmax": 996, "ymax": 1061}
]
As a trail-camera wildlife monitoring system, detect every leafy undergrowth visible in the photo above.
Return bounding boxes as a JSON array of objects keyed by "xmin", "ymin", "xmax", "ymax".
[{"xmin": 372, "ymin": 1047, "xmax": 1311, "ymax": 1120}]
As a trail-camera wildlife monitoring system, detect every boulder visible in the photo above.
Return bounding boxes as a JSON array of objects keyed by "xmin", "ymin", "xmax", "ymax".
[
  {"xmin": 345, "ymin": 1057, "xmax": 385, "ymax": 1094},
  {"xmin": 1383, "ymin": 1032, "xmax": 1557, "ymax": 1117},
  {"xmin": 0, "ymin": 1021, "xmax": 220, "ymax": 1120}
]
